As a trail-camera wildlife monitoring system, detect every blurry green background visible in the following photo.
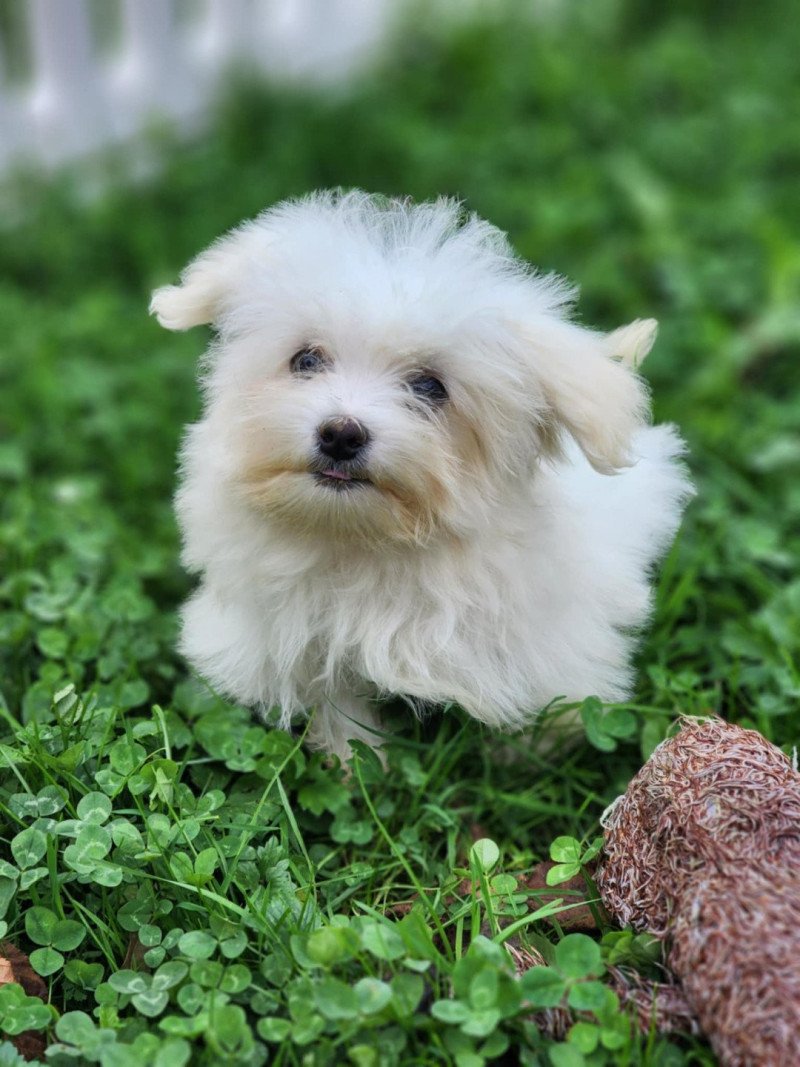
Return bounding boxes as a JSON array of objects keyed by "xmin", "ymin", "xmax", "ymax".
[{"xmin": 0, "ymin": 2, "xmax": 799, "ymax": 1061}]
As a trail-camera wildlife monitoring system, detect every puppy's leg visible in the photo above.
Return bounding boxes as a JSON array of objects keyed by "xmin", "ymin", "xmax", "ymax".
[
  {"xmin": 180, "ymin": 583, "xmax": 274, "ymax": 708},
  {"xmin": 305, "ymin": 691, "xmax": 386, "ymax": 767}
]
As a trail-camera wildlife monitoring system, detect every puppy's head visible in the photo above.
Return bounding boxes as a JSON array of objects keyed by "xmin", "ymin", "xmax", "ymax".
[{"xmin": 152, "ymin": 192, "xmax": 654, "ymax": 545}]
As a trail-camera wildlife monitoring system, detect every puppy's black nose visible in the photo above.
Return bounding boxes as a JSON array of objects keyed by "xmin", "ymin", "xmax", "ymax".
[{"xmin": 317, "ymin": 417, "xmax": 370, "ymax": 461}]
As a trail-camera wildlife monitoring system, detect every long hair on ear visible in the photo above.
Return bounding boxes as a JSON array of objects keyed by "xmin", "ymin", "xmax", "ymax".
[
  {"xmin": 604, "ymin": 318, "xmax": 658, "ymax": 369},
  {"xmin": 149, "ymin": 222, "xmax": 272, "ymax": 332},
  {"xmin": 526, "ymin": 316, "xmax": 653, "ymax": 474}
]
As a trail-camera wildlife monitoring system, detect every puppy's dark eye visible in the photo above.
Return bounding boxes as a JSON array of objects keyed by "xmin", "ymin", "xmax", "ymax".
[
  {"xmin": 290, "ymin": 348, "xmax": 328, "ymax": 375},
  {"xmin": 408, "ymin": 373, "xmax": 448, "ymax": 405}
]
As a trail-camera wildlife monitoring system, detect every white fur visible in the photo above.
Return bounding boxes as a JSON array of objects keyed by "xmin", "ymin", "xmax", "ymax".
[{"xmin": 151, "ymin": 191, "xmax": 692, "ymax": 761}]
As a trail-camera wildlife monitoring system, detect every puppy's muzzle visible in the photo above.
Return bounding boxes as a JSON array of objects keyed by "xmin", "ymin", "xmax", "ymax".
[{"xmin": 317, "ymin": 417, "xmax": 370, "ymax": 462}]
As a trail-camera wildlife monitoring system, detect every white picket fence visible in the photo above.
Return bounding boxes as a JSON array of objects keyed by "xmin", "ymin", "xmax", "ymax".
[{"xmin": 0, "ymin": 0, "xmax": 399, "ymax": 174}]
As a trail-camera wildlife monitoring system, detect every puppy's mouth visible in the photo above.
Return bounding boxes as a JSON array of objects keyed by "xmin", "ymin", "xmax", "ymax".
[{"xmin": 312, "ymin": 464, "xmax": 373, "ymax": 491}]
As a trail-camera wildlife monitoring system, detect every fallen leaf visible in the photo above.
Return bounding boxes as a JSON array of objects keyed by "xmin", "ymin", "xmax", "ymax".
[{"xmin": 0, "ymin": 942, "xmax": 48, "ymax": 1061}]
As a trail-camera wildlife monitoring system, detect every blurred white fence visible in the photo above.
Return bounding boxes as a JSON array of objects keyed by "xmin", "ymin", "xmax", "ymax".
[{"xmin": 0, "ymin": 0, "xmax": 398, "ymax": 174}]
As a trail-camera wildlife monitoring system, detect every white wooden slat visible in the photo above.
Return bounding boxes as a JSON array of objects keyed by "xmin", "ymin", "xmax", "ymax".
[
  {"xmin": 194, "ymin": 0, "xmax": 257, "ymax": 72},
  {"xmin": 322, "ymin": 0, "xmax": 397, "ymax": 77},
  {"xmin": 259, "ymin": 0, "xmax": 395, "ymax": 83},
  {"xmin": 110, "ymin": 0, "xmax": 197, "ymax": 139},
  {"xmin": 27, "ymin": 0, "xmax": 110, "ymax": 165}
]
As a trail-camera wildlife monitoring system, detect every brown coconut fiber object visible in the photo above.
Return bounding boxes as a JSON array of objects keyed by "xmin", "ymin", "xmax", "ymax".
[{"xmin": 596, "ymin": 716, "xmax": 800, "ymax": 1067}]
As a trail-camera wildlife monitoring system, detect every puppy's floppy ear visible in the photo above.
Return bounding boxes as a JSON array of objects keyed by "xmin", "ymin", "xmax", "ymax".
[
  {"xmin": 604, "ymin": 318, "xmax": 658, "ymax": 368},
  {"xmin": 530, "ymin": 317, "xmax": 652, "ymax": 474},
  {"xmin": 149, "ymin": 223, "xmax": 268, "ymax": 331}
]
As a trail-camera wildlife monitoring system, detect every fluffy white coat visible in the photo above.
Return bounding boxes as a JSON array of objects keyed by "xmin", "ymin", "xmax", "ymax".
[{"xmin": 151, "ymin": 191, "xmax": 692, "ymax": 760}]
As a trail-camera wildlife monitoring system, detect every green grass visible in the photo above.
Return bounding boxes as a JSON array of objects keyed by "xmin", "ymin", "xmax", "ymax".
[{"xmin": 1, "ymin": 1, "xmax": 798, "ymax": 1063}]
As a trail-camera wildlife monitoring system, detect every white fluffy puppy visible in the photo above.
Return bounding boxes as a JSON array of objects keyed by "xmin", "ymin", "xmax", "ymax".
[{"xmin": 151, "ymin": 191, "xmax": 691, "ymax": 762}]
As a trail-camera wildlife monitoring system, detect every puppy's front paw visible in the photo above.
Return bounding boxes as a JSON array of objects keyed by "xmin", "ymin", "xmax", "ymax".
[{"xmin": 305, "ymin": 696, "xmax": 388, "ymax": 772}]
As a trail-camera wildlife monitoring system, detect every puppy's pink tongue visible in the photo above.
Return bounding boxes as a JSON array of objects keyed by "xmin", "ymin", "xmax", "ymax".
[{"xmin": 323, "ymin": 469, "xmax": 351, "ymax": 480}]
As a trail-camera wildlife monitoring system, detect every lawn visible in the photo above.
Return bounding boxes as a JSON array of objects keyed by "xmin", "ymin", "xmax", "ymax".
[{"xmin": 1, "ymin": 1, "xmax": 799, "ymax": 1064}]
